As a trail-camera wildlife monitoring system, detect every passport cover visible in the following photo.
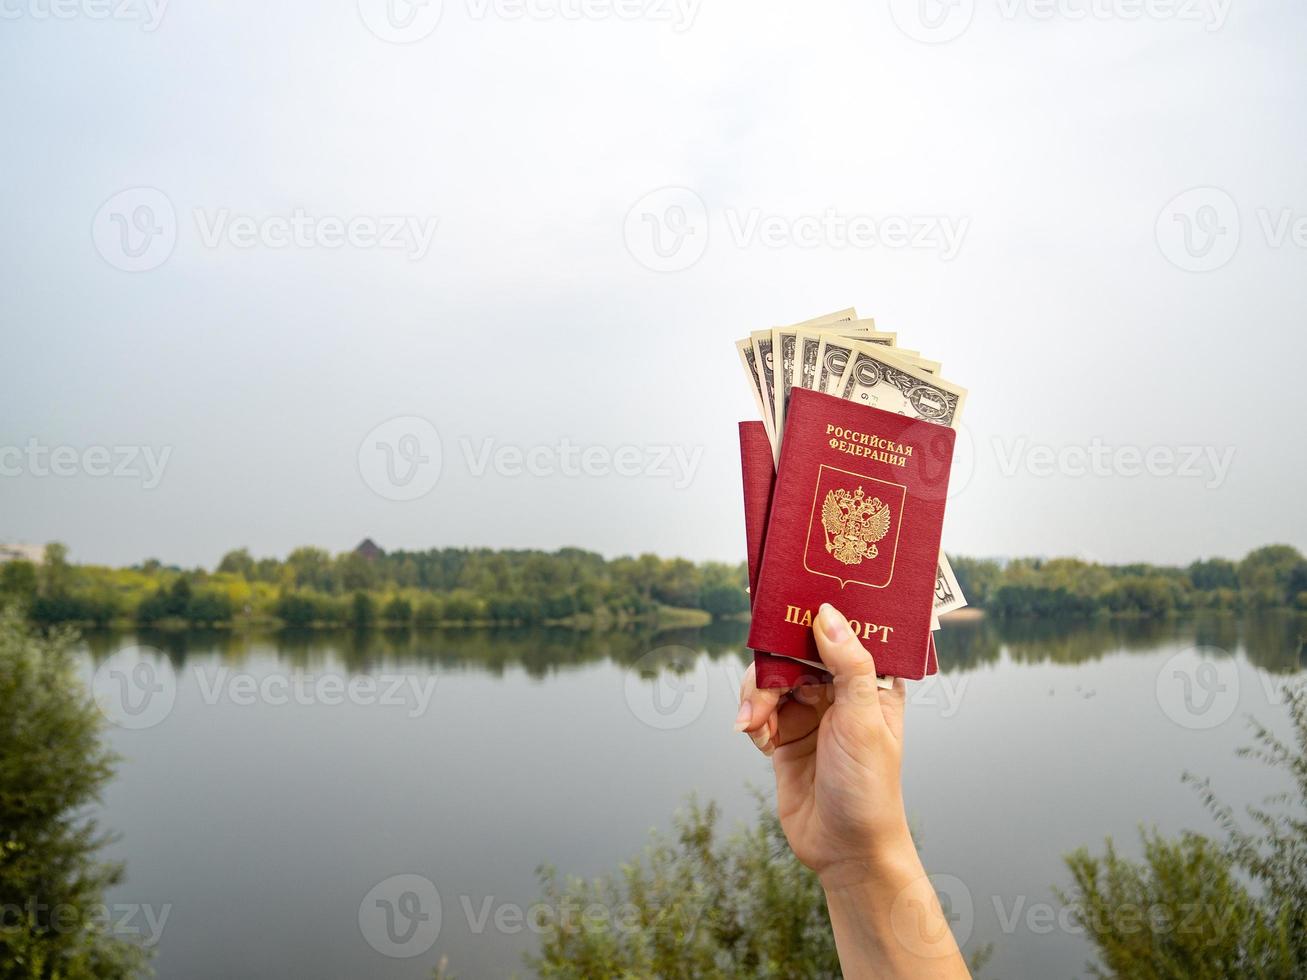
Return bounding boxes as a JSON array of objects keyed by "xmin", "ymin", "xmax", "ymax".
[
  {"xmin": 740, "ymin": 420, "xmax": 939, "ymax": 688},
  {"xmin": 740, "ymin": 423, "xmax": 827, "ymax": 687},
  {"xmin": 747, "ymin": 388, "xmax": 955, "ymax": 681}
]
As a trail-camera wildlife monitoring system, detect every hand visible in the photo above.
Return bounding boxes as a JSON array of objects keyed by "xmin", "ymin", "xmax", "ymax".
[
  {"xmin": 735, "ymin": 603, "xmax": 970, "ymax": 977},
  {"xmin": 735, "ymin": 602, "xmax": 912, "ymax": 885}
]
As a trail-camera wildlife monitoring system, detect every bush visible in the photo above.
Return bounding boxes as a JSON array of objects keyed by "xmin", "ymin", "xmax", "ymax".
[
  {"xmin": 0, "ymin": 605, "xmax": 150, "ymax": 977},
  {"xmin": 381, "ymin": 596, "xmax": 413, "ymax": 625},
  {"xmin": 1061, "ymin": 684, "xmax": 1307, "ymax": 977},
  {"xmin": 414, "ymin": 597, "xmax": 443, "ymax": 627},
  {"xmin": 528, "ymin": 796, "xmax": 840, "ymax": 979}
]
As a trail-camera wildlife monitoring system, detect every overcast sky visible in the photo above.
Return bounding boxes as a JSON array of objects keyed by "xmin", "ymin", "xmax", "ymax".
[{"xmin": 2, "ymin": 0, "xmax": 1304, "ymax": 569}]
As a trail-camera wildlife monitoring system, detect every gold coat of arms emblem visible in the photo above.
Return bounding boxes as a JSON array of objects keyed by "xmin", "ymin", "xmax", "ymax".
[{"xmin": 821, "ymin": 486, "xmax": 892, "ymax": 566}]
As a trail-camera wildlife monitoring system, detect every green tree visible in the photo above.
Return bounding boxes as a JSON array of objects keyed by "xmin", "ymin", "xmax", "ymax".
[
  {"xmin": 350, "ymin": 591, "xmax": 376, "ymax": 628},
  {"xmin": 0, "ymin": 606, "xmax": 150, "ymax": 977},
  {"xmin": 1188, "ymin": 557, "xmax": 1239, "ymax": 591},
  {"xmin": 39, "ymin": 544, "xmax": 71, "ymax": 598},
  {"xmin": 216, "ymin": 548, "xmax": 255, "ymax": 578},
  {"xmin": 1238, "ymin": 545, "xmax": 1304, "ymax": 608},
  {"xmin": 0, "ymin": 561, "xmax": 39, "ymax": 606}
]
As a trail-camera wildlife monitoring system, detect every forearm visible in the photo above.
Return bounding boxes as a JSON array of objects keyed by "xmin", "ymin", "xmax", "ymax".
[{"xmin": 821, "ymin": 842, "xmax": 971, "ymax": 980}]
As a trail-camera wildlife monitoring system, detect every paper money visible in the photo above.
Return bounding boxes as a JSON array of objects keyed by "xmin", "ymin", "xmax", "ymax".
[
  {"xmin": 775, "ymin": 321, "xmax": 889, "ymax": 449},
  {"xmin": 834, "ymin": 341, "xmax": 968, "ymax": 426},
  {"xmin": 935, "ymin": 557, "xmax": 966, "ymax": 618}
]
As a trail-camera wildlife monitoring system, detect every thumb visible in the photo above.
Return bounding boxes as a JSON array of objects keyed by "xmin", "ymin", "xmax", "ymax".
[{"xmin": 814, "ymin": 603, "xmax": 886, "ymax": 726}]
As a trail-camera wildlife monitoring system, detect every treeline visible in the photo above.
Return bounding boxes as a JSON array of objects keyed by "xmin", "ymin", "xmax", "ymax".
[
  {"xmin": 1, "ymin": 542, "xmax": 1303, "ymax": 630},
  {"xmin": 952, "ymin": 544, "xmax": 1307, "ymax": 619},
  {"xmin": 0, "ymin": 543, "xmax": 751, "ymax": 629}
]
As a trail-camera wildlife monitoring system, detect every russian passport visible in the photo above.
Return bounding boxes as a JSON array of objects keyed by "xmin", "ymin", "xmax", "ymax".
[{"xmin": 741, "ymin": 388, "xmax": 955, "ymax": 684}]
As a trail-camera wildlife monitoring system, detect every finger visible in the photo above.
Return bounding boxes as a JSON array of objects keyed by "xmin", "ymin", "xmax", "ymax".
[
  {"xmin": 813, "ymin": 603, "xmax": 887, "ymax": 728},
  {"xmin": 737, "ymin": 663, "xmax": 773, "ymax": 747},
  {"xmin": 775, "ymin": 684, "xmax": 835, "ymax": 746}
]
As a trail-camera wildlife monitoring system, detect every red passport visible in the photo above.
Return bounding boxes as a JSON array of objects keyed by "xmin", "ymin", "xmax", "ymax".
[
  {"xmin": 740, "ymin": 419, "xmax": 940, "ymax": 687},
  {"xmin": 747, "ymin": 389, "xmax": 955, "ymax": 681},
  {"xmin": 740, "ymin": 423, "xmax": 830, "ymax": 688}
]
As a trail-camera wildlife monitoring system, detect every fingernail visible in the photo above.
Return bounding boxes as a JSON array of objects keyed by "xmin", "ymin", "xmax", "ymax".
[
  {"xmin": 733, "ymin": 701, "xmax": 752, "ymax": 733},
  {"xmin": 818, "ymin": 603, "xmax": 850, "ymax": 643},
  {"xmin": 750, "ymin": 728, "xmax": 772, "ymax": 752}
]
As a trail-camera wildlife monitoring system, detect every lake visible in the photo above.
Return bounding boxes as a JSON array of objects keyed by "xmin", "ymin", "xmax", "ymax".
[{"xmin": 79, "ymin": 614, "xmax": 1306, "ymax": 978}]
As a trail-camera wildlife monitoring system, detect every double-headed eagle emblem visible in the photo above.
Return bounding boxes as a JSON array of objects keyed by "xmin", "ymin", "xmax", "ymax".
[{"xmin": 821, "ymin": 485, "xmax": 892, "ymax": 566}]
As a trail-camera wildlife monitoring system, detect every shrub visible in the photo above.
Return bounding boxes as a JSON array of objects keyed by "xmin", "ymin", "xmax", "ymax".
[{"xmin": 0, "ymin": 605, "xmax": 150, "ymax": 977}]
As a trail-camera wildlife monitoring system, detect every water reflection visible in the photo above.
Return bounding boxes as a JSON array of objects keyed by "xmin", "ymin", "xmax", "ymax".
[{"xmin": 80, "ymin": 612, "xmax": 1307, "ymax": 676}]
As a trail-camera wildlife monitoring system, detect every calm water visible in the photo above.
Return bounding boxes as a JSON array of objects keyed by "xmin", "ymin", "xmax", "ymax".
[{"xmin": 78, "ymin": 615, "xmax": 1306, "ymax": 979}]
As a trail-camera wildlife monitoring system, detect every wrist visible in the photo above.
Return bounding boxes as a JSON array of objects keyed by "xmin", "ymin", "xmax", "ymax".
[{"xmin": 818, "ymin": 824, "xmax": 922, "ymax": 895}]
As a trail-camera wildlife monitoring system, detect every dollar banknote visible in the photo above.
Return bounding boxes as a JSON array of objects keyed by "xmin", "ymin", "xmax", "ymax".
[{"xmin": 775, "ymin": 320, "xmax": 889, "ymax": 448}]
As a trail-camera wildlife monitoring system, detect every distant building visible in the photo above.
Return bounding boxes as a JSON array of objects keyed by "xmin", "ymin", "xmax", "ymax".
[
  {"xmin": 354, "ymin": 538, "xmax": 385, "ymax": 561},
  {"xmin": 0, "ymin": 543, "xmax": 45, "ymax": 565}
]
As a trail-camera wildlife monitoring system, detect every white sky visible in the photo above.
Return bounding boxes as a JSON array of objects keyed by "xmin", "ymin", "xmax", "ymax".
[{"xmin": 1, "ymin": 0, "xmax": 1304, "ymax": 568}]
